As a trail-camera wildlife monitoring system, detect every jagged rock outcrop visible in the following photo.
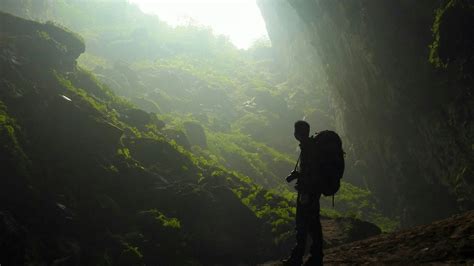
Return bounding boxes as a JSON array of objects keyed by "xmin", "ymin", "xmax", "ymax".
[
  {"xmin": 258, "ymin": 0, "xmax": 474, "ymax": 226},
  {"xmin": 1, "ymin": 11, "xmax": 84, "ymax": 69}
]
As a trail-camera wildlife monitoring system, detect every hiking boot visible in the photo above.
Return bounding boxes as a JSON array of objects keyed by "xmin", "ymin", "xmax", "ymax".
[{"xmin": 302, "ymin": 255, "xmax": 323, "ymax": 266}]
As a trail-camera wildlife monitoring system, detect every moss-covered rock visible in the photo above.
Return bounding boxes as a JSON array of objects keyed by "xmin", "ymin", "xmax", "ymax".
[
  {"xmin": 183, "ymin": 121, "xmax": 207, "ymax": 148},
  {"xmin": 0, "ymin": 11, "xmax": 85, "ymax": 69}
]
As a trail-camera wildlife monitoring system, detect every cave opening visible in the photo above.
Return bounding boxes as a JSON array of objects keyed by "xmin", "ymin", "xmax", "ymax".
[
  {"xmin": 0, "ymin": 0, "xmax": 472, "ymax": 264},
  {"xmin": 129, "ymin": 0, "xmax": 270, "ymax": 49}
]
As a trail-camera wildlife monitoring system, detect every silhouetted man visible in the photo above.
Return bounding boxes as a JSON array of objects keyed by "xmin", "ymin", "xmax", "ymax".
[{"xmin": 283, "ymin": 120, "xmax": 323, "ymax": 266}]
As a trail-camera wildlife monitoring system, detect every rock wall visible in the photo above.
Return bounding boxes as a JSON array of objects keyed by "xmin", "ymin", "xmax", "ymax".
[{"xmin": 258, "ymin": 0, "xmax": 473, "ymax": 226}]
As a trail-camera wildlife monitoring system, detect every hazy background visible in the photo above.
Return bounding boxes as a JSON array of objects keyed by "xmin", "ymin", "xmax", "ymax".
[{"xmin": 129, "ymin": 0, "xmax": 269, "ymax": 49}]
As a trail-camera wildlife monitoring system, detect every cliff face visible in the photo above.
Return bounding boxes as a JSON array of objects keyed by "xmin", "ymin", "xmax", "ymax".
[{"xmin": 258, "ymin": 0, "xmax": 473, "ymax": 226}]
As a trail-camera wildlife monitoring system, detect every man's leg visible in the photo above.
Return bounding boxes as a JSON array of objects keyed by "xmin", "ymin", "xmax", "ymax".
[
  {"xmin": 306, "ymin": 196, "xmax": 323, "ymax": 266},
  {"xmin": 306, "ymin": 217, "xmax": 323, "ymax": 265},
  {"xmin": 283, "ymin": 193, "xmax": 309, "ymax": 265}
]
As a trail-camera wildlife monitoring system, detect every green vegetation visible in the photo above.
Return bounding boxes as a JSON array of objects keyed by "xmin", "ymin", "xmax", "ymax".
[
  {"xmin": 0, "ymin": 101, "xmax": 30, "ymax": 177},
  {"xmin": 0, "ymin": 12, "xmax": 298, "ymax": 262},
  {"xmin": 429, "ymin": 0, "xmax": 474, "ymax": 69},
  {"xmin": 140, "ymin": 209, "xmax": 181, "ymax": 229},
  {"xmin": 4, "ymin": 0, "xmax": 470, "ymax": 264}
]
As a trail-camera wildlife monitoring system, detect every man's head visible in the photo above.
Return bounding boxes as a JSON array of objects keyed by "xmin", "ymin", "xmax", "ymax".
[{"xmin": 294, "ymin": 120, "xmax": 310, "ymax": 142}]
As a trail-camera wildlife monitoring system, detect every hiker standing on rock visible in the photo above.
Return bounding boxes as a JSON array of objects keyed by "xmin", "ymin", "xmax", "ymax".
[{"xmin": 283, "ymin": 121, "xmax": 345, "ymax": 266}]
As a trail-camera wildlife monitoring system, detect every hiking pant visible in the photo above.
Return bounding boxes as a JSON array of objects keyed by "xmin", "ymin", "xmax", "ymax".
[{"xmin": 290, "ymin": 192, "xmax": 323, "ymax": 264}]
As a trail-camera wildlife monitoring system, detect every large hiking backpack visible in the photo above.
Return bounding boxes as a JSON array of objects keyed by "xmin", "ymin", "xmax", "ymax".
[{"xmin": 310, "ymin": 130, "xmax": 345, "ymax": 197}]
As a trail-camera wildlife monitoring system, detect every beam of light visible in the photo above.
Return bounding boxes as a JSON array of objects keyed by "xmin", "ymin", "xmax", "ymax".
[{"xmin": 129, "ymin": 0, "xmax": 268, "ymax": 49}]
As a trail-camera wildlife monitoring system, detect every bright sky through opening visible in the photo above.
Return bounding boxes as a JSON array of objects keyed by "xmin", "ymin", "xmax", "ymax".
[{"xmin": 129, "ymin": 0, "xmax": 268, "ymax": 49}]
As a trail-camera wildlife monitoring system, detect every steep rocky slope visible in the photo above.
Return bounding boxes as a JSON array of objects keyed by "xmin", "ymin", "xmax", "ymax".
[
  {"xmin": 0, "ymin": 11, "xmax": 266, "ymax": 265},
  {"xmin": 263, "ymin": 211, "xmax": 474, "ymax": 265}
]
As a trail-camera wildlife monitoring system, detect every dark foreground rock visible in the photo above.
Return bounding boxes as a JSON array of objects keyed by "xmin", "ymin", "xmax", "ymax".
[
  {"xmin": 321, "ymin": 216, "xmax": 381, "ymax": 248},
  {"xmin": 262, "ymin": 211, "xmax": 474, "ymax": 265}
]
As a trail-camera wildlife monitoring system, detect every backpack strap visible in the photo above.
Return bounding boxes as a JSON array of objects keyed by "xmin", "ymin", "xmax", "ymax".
[{"xmin": 294, "ymin": 153, "xmax": 301, "ymax": 172}]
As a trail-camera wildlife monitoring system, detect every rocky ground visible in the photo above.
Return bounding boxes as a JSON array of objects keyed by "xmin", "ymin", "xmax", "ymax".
[{"xmin": 262, "ymin": 211, "xmax": 474, "ymax": 265}]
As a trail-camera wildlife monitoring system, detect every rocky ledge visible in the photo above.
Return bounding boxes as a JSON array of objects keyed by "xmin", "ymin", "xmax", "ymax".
[{"xmin": 263, "ymin": 211, "xmax": 474, "ymax": 265}]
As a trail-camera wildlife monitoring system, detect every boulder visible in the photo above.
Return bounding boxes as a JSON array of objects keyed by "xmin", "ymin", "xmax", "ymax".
[
  {"xmin": 124, "ymin": 137, "xmax": 194, "ymax": 174},
  {"xmin": 183, "ymin": 121, "xmax": 207, "ymax": 148},
  {"xmin": 321, "ymin": 216, "xmax": 381, "ymax": 248},
  {"xmin": 131, "ymin": 97, "xmax": 161, "ymax": 114},
  {"xmin": 121, "ymin": 108, "xmax": 152, "ymax": 129},
  {"xmin": 162, "ymin": 128, "xmax": 191, "ymax": 150},
  {"xmin": 0, "ymin": 12, "xmax": 85, "ymax": 69}
]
